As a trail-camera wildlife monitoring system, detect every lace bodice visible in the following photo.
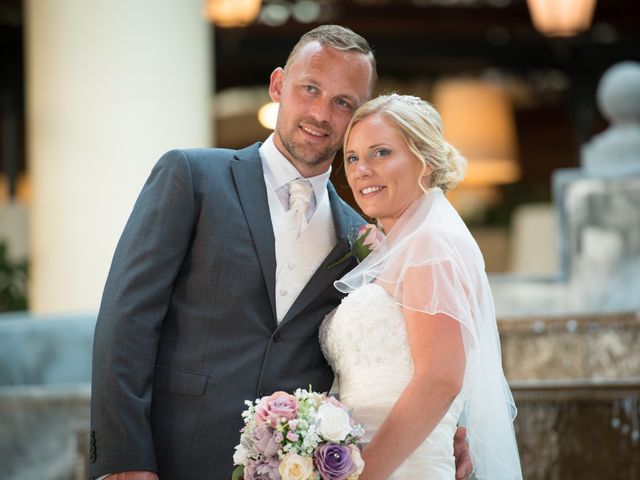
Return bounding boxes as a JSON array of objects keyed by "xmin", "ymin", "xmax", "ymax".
[{"xmin": 320, "ymin": 283, "xmax": 413, "ymax": 378}]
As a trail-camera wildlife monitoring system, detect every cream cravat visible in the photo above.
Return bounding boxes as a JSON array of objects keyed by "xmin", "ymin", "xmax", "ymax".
[{"xmin": 287, "ymin": 178, "xmax": 313, "ymax": 238}]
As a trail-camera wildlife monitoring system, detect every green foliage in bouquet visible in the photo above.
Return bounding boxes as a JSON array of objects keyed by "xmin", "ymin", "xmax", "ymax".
[
  {"xmin": 231, "ymin": 465, "xmax": 244, "ymax": 480},
  {"xmin": 0, "ymin": 240, "xmax": 28, "ymax": 312}
]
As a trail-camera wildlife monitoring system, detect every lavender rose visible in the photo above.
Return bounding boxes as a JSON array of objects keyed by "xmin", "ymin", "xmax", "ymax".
[
  {"xmin": 245, "ymin": 457, "xmax": 282, "ymax": 480},
  {"xmin": 314, "ymin": 443, "xmax": 356, "ymax": 480},
  {"xmin": 251, "ymin": 425, "xmax": 279, "ymax": 458},
  {"xmin": 255, "ymin": 391, "xmax": 298, "ymax": 428}
]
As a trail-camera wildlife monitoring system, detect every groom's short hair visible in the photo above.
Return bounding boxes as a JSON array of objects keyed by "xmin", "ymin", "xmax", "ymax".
[{"xmin": 285, "ymin": 24, "xmax": 378, "ymax": 93}]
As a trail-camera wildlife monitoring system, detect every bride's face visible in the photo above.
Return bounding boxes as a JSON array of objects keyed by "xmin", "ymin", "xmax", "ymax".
[{"xmin": 345, "ymin": 113, "xmax": 430, "ymax": 232}]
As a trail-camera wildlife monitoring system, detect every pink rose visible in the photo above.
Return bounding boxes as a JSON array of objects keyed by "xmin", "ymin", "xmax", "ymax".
[
  {"xmin": 245, "ymin": 457, "xmax": 281, "ymax": 480},
  {"xmin": 349, "ymin": 224, "xmax": 384, "ymax": 263},
  {"xmin": 358, "ymin": 224, "xmax": 384, "ymax": 250},
  {"xmin": 251, "ymin": 425, "xmax": 279, "ymax": 458},
  {"xmin": 328, "ymin": 223, "xmax": 384, "ymax": 269},
  {"xmin": 255, "ymin": 391, "xmax": 298, "ymax": 428},
  {"xmin": 324, "ymin": 395, "xmax": 349, "ymax": 411}
]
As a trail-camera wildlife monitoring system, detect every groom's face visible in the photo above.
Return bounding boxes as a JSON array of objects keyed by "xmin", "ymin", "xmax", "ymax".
[{"xmin": 269, "ymin": 42, "xmax": 373, "ymax": 178}]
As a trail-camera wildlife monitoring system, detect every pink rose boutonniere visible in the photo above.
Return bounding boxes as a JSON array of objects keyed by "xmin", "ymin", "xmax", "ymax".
[{"xmin": 328, "ymin": 223, "xmax": 384, "ymax": 269}]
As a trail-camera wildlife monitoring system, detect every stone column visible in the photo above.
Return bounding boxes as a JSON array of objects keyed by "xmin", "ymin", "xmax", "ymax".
[{"xmin": 25, "ymin": 0, "xmax": 212, "ymax": 313}]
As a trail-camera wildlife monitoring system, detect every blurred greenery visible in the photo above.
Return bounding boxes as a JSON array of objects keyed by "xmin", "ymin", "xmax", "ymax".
[{"xmin": 0, "ymin": 240, "xmax": 28, "ymax": 312}]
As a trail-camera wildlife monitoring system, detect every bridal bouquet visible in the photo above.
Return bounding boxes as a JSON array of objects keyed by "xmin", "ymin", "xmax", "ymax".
[{"xmin": 232, "ymin": 388, "xmax": 365, "ymax": 480}]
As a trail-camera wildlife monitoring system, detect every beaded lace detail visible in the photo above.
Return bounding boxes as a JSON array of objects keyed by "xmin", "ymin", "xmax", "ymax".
[{"xmin": 320, "ymin": 283, "xmax": 413, "ymax": 378}]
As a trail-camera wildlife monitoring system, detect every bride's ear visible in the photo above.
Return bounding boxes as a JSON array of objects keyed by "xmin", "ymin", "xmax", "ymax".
[{"xmin": 421, "ymin": 164, "xmax": 434, "ymax": 188}]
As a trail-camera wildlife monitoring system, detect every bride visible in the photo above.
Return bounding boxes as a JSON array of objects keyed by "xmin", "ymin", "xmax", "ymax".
[{"xmin": 320, "ymin": 94, "xmax": 522, "ymax": 479}]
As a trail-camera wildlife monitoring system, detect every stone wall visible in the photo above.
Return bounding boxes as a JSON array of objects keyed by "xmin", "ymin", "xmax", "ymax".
[
  {"xmin": 0, "ymin": 314, "xmax": 94, "ymax": 480},
  {"xmin": 499, "ymin": 311, "xmax": 640, "ymax": 382},
  {"xmin": 0, "ymin": 385, "xmax": 90, "ymax": 480},
  {"xmin": 0, "ymin": 314, "xmax": 95, "ymax": 386}
]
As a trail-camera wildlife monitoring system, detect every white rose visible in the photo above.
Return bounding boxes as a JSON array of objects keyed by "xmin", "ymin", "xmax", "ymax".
[
  {"xmin": 350, "ymin": 445, "xmax": 365, "ymax": 474},
  {"xmin": 317, "ymin": 403, "xmax": 352, "ymax": 442},
  {"xmin": 278, "ymin": 453, "xmax": 314, "ymax": 480},
  {"xmin": 233, "ymin": 443, "xmax": 249, "ymax": 465}
]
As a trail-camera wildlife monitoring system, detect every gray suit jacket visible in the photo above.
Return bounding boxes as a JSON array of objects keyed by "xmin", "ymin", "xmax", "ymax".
[{"xmin": 89, "ymin": 144, "xmax": 363, "ymax": 479}]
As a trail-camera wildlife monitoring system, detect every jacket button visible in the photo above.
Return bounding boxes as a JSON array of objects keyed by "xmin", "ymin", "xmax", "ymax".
[{"xmin": 273, "ymin": 333, "xmax": 281, "ymax": 343}]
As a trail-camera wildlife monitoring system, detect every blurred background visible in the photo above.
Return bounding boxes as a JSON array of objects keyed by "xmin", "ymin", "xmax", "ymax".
[{"xmin": 0, "ymin": 1, "xmax": 639, "ymax": 479}]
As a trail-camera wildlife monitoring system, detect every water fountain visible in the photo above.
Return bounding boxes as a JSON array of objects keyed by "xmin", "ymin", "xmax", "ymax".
[{"xmin": 493, "ymin": 61, "xmax": 640, "ymax": 479}]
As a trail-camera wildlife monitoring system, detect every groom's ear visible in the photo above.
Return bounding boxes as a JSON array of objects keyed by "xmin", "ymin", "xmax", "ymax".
[{"xmin": 269, "ymin": 67, "xmax": 285, "ymax": 102}]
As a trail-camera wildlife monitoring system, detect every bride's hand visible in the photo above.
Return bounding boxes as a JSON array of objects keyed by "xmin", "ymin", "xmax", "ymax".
[{"xmin": 454, "ymin": 426, "xmax": 472, "ymax": 479}]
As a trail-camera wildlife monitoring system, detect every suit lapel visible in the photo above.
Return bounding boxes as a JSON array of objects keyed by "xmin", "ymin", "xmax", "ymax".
[
  {"xmin": 230, "ymin": 143, "xmax": 277, "ymax": 323},
  {"xmin": 279, "ymin": 182, "xmax": 361, "ymax": 326},
  {"xmin": 327, "ymin": 182, "xmax": 357, "ymax": 243}
]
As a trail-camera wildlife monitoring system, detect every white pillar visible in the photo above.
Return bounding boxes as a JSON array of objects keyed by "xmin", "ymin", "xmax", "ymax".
[{"xmin": 25, "ymin": 0, "xmax": 212, "ymax": 313}]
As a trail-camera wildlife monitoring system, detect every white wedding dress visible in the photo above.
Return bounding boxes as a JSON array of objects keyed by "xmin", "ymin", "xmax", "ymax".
[{"xmin": 320, "ymin": 282, "xmax": 465, "ymax": 479}]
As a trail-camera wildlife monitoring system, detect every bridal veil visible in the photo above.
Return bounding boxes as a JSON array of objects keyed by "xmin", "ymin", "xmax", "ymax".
[{"xmin": 335, "ymin": 188, "xmax": 522, "ymax": 480}]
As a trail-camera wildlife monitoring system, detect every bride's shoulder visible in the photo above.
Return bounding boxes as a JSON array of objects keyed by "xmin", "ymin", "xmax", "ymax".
[
  {"xmin": 400, "ymin": 223, "xmax": 455, "ymax": 254},
  {"xmin": 395, "ymin": 223, "xmax": 479, "ymax": 274}
]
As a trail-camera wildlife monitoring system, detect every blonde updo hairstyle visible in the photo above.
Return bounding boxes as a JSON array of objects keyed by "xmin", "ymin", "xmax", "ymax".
[{"xmin": 343, "ymin": 93, "xmax": 467, "ymax": 193}]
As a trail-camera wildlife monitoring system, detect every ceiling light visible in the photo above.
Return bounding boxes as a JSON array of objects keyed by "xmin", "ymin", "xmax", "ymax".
[
  {"xmin": 203, "ymin": 0, "xmax": 261, "ymax": 28},
  {"xmin": 258, "ymin": 102, "xmax": 279, "ymax": 130},
  {"xmin": 433, "ymin": 78, "xmax": 520, "ymax": 186},
  {"xmin": 526, "ymin": 0, "xmax": 598, "ymax": 37}
]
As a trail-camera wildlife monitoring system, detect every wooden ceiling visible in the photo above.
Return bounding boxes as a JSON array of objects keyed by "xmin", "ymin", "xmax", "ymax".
[{"xmin": 214, "ymin": 0, "xmax": 640, "ymax": 91}]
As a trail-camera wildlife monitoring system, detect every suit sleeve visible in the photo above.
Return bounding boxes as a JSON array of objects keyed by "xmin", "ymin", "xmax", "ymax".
[{"xmin": 89, "ymin": 149, "xmax": 197, "ymax": 475}]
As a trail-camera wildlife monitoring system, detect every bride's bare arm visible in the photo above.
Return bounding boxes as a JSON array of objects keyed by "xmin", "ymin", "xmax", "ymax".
[{"xmin": 358, "ymin": 308, "xmax": 466, "ymax": 480}]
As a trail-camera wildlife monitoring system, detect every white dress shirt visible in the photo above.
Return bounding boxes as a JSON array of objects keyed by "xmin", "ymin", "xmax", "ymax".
[{"xmin": 259, "ymin": 134, "xmax": 337, "ymax": 322}]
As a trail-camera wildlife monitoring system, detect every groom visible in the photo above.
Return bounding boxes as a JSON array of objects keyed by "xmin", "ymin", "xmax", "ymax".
[{"xmin": 90, "ymin": 25, "xmax": 471, "ymax": 479}]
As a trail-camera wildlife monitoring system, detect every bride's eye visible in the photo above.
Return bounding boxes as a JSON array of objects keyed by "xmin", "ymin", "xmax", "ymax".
[
  {"xmin": 375, "ymin": 148, "xmax": 391, "ymax": 158},
  {"xmin": 345, "ymin": 154, "xmax": 358, "ymax": 165}
]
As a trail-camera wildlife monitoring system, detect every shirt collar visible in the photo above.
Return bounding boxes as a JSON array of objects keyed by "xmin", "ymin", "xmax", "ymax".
[{"xmin": 259, "ymin": 133, "xmax": 332, "ymax": 203}]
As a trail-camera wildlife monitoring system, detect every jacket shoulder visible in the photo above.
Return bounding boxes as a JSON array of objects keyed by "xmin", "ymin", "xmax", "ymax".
[
  {"xmin": 155, "ymin": 143, "xmax": 261, "ymax": 176},
  {"xmin": 164, "ymin": 146, "xmax": 242, "ymax": 166}
]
